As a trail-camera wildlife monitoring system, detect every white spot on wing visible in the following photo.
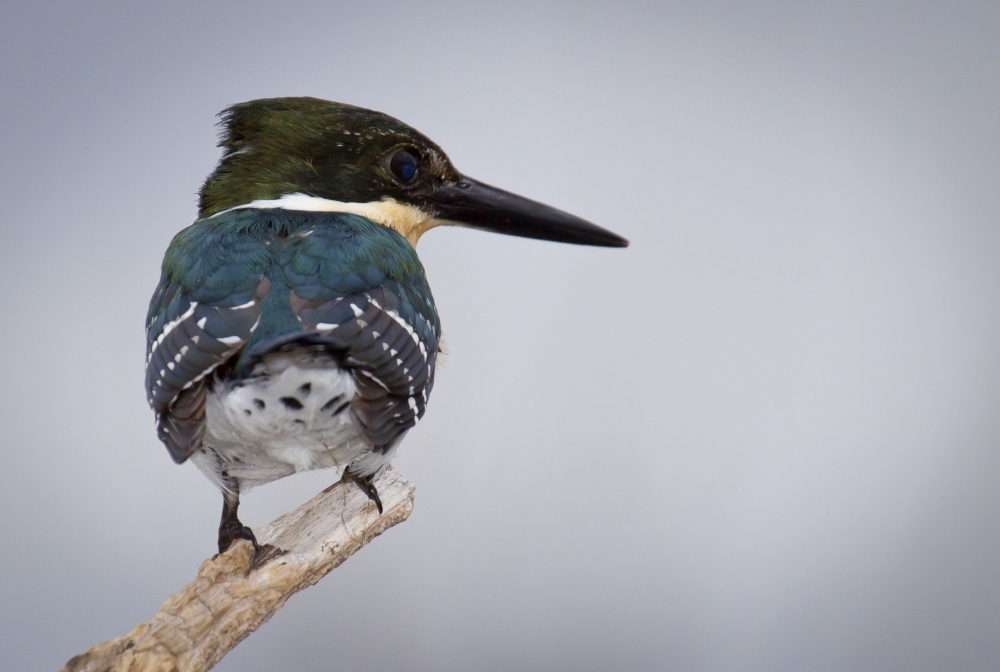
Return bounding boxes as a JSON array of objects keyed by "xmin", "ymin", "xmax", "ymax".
[
  {"xmin": 385, "ymin": 309, "xmax": 428, "ymax": 361},
  {"xmin": 359, "ymin": 370, "xmax": 389, "ymax": 391},
  {"xmin": 154, "ymin": 301, "xmax": 198, "ymax": 349}
]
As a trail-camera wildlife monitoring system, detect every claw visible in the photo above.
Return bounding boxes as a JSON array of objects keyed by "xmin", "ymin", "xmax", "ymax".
[
  {"xmin": 219, "ymin": 522, "xmax": 259, "ymax": 554},
  {"xmin": 350, "ymin": 472, "xmax": 383, "ymax": 514}
]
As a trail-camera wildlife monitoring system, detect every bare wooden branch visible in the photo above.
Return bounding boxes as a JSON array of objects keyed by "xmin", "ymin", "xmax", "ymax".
[{"xmin": 62, "ymin": 468, "xmax": 415, "ymax": 672}]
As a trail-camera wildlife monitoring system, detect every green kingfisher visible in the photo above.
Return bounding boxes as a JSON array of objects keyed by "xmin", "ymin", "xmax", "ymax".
[{"xmin": 145, "ymin": 97, "xmax": 628, "ymax": 553}]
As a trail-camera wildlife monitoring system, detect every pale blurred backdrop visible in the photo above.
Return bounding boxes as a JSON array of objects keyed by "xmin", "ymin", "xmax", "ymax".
[{"xmin": 1, "ymin": 1, "xmax": 998, "ymax": 670}]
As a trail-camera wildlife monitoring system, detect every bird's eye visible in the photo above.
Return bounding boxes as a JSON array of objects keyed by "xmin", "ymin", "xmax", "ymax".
[{"xmin": 389, "ymin": 149, "xmax": 419, "ymax": 183}]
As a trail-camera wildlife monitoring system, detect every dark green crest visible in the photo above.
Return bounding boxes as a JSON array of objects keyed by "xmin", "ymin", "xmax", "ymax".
[{"xmin": 198, "ymin": 97, "xmax": 459, "ymax": 218}]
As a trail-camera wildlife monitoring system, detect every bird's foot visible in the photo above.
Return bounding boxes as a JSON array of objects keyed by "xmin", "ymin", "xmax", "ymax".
[
  {"xmin": 218, "ymin": 520, "xmax": 259, "ymax": 554},
  {"xmin": 348, "ymin": 472, "xmax": 383, "ymax": 514}
]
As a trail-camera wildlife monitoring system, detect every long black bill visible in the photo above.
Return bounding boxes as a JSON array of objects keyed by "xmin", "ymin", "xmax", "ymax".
[{"xmin": 419, "ymin": 176, "xmax": 629, "ymax": 248}]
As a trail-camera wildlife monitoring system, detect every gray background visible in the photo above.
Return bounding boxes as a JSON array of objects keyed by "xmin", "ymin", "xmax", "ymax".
[{"xmin": 1, "ymin": 1, "xmax": 998, "ymax": 670}]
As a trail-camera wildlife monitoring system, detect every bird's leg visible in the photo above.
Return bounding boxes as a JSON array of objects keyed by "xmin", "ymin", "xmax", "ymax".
[
  {"xmin": 218, "ymin": 477, "xmax": 258, "ymax": 554},
  {"xmin": 346, "ymin": 470, "xmax": 383, "ymax": 514}
]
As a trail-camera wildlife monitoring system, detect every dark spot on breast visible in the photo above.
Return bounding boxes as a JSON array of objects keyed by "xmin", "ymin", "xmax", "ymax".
[
  {"xmin": 253, "ymin": 399, "xmax": 266, "ymax": 410},
  {"xmin": 332, "ymin": 401, "xmax": 350, "ymax": 416},
  {"xmin": 244, "ymin": 409, "xmax": 252, "ymax": 416},
  {"xmin": 280, "ymin": 396, "xmax": 304, "ymax": 410},
  {"xmin": 293, "ymin": 419, "xmax": 306, "ymax": 426},
  {"xmin": 321, "ymin": 394, "xmax": 345, "ymax": 412},
  {"xmin": 298, "ymin": 383, "xmax": 311, "ymax": 397}
]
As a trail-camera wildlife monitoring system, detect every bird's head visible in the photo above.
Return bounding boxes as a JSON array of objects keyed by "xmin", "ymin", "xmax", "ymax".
[{"xmin": 199, "ymin": 97, "xmax": 628, "ymax": 248}]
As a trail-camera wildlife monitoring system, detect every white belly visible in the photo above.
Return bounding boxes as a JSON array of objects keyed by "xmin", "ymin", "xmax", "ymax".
[{"xmin": 192, "ymin": 351, "xmax": 372, "ymax": 490}]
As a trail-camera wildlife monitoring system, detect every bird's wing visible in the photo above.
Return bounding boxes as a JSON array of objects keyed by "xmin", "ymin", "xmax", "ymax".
[
  {"xmin": 274, "ymin": 216, "xmax": 440, "ymax": 452},
  {"xmin": 145, "ymin": 213, "xmax": 272, "ymax": 463}
]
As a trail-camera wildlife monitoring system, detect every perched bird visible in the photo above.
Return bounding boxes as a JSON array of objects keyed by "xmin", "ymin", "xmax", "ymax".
[{"xmin": 145, "ymin": 97, "xmax": 627, "ymax": 553}]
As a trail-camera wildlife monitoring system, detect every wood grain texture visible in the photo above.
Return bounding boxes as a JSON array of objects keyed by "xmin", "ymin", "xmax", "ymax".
[{"xmin": 62, "ymin": 468, "xmax": 415, "ymax": 672}]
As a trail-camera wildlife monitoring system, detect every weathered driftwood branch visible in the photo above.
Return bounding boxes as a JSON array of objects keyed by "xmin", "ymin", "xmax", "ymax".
[{"xmin": 62, "ymin": 468, "xmax": 415, "ymax": 672}]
